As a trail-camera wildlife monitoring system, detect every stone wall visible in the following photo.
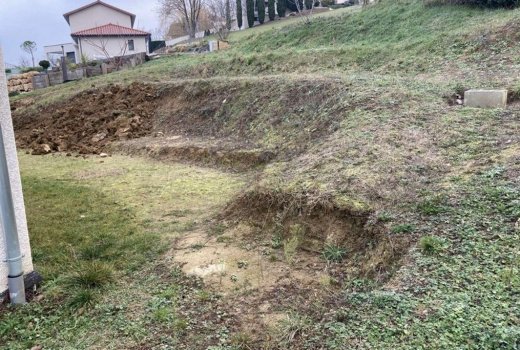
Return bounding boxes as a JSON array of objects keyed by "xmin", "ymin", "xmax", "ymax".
[
  {"xmin": 31, "ymin": 52, "xmax": 147, "ymax": 91},
  {"xmin": 7, "ymin": 71, "xmax": 39, "ymax": 93}
]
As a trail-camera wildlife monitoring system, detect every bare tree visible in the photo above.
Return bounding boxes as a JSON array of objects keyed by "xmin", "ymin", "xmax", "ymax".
[
  {"xmin": 158, "ymin": 0, "xmax": 205, "ymax": 39},
  {"xmin": 289, "ymin": 0, "xmax": 315, "ymax": 24},
  {"xmin": 82, "ymin": 37, "xmax": 129, "ymax": 70},
  {"xmin": 20, "ymin": 41, "xmax": 37, "ymax": 67},
  {"xmin": 18, "ymin": 56, "xmax": 30, "ymax": 69},
  {"xmin": 207, "ymin": 0, "xmax": 234, "ymax": 40}
]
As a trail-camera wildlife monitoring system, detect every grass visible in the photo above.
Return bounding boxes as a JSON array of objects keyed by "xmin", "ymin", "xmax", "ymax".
[
  {"xmin": 0, "ymin": 154, "xmax": 246, "ymax": 349},
  {"xmin": 322, "ymin": 244, "xmax": 347, "ymax": 262}
]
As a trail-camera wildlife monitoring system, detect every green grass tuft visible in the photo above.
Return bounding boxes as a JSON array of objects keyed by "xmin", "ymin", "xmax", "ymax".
[
  {"xmin": 322, "ymin": 244, "xmax": 348, "ymax": 262},
  {"xmin": 65, "ymin": 261, "xmax": 114, "ymax": 289},
  {"xmin": 419, "ymin": 235, "xmax": 445, "ymax": 255}
]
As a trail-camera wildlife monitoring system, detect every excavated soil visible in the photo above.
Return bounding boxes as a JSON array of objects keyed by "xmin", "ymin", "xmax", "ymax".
[
  {"xmin": 110, "ymin": 136, "xmax": 276, "ymax": 170},
  {"xmin": 13, "ymin": 83, "xmax": 159, "ymax": 155}
]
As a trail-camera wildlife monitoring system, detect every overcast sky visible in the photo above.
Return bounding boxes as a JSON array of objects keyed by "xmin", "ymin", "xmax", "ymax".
[{"xmin": 0, "ymin": 0, "xmax": 161, "ymax": 67}]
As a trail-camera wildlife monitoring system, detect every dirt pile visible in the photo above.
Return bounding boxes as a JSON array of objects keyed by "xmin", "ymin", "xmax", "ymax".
[{"xmin": 13, "ymin": 82, "xmax": 159, "ymax": 154}]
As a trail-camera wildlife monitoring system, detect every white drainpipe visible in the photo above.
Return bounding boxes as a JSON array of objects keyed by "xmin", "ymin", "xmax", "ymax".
[
  {"xmin": 0, "ymin": 124, "xmax": 26, "ymax": 304},
  {"xmin": 0, "ymin": 47, "xmax": 26, "ymax": 304}
]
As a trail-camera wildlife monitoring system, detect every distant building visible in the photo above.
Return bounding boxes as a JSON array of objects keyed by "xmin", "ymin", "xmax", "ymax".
[{"xmin": 45, "ymin": 0, "xmax": 150, "ymax": 64}]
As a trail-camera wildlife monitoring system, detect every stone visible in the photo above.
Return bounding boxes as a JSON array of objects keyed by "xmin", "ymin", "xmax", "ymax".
[
  {"xmin": 99, "ymin": 153, "xmax": 109, "ymax": 158},
  {"xmin": 464, "ymin": 89, "xmax": 507, "ymax": 108},
  {"xmin": 31, "ymin": 144, "xmax": 51, "ymax": 155},
  {"xmin": 91, "ymin": 132, "xmax": 107, "ymax": 143}
]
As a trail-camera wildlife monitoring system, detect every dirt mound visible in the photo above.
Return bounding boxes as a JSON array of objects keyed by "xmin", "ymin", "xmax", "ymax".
[
  {"xmin": 13, "ymin": 83, "xmax": 159, "ymax": 155},
  {"xmin": 111, "ymin": 136, "xmax": 276, "ymax": 170},
  {"xmin": 224, "ymin": 187, "xmax": 409, "ymax": 283}
]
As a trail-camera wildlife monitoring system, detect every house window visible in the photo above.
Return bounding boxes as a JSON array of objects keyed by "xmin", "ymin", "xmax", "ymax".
[{"xmin": 128, "ymin": 40, "xmax": 135, "ymax": 51}]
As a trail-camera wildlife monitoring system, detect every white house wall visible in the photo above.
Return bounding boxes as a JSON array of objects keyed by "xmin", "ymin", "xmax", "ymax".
[
  {"xmin": 79, "ymin": 36, "xmax": 147, "ymax": 60},
  {"xmin": 69, "ymin": 4, "xmax": 132, "ymax": 32}
]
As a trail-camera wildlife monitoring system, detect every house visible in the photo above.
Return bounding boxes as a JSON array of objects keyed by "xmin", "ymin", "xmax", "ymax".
[{"xmin": 46, "ymin": 1, "xmax": 150, "ymax": 64}]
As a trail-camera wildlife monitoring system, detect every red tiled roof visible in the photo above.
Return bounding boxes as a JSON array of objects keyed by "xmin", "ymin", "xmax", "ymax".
[
  {"xmin": 64, "ymin": 1, "xmax": 136, "ymax": 27},
  {"xmin": 71, "ymin": 23, "xmax": 150, "ymax": 37}
]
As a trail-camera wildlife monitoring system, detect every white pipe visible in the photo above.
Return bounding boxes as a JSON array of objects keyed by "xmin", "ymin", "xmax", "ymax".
[{"xmin": 0, "ymin": 47, "xmax": 26, "ymax": 304}]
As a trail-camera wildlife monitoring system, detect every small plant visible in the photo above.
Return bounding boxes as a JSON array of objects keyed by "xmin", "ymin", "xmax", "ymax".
[
  {"xmin": 271, "ymin": 233, "xmax": 283, "ymax": 249},
  {"xmin": 68, "ymin": 289, "xmax": 96, "ymax": 309},
  {"xmin": 322, "ymin": 244, "xmax": 347, "ymax": 262},
  {"xmin": 377, "ymin": 211, "xmax": 394, "ymax": 223},
  {"xmin": 284, "ymin": 235, "xmax": 300, "ymax": 264},
  {"xmin": 276, "ymin": 312, "xmax": 312, "ymax": 343},
  {"xmin": 189, "ymin": 243, "xmax": 206, "ymax": 250},
  {"xmin": 391, "ymin": 224, "xmax": 415, "ymax": 234},
  {"xmin": 417, "ymin": 196, "xmax": 446, "ymax": 215},
  {"xmin": 211, "ymin": 223, "xmax": 227, "ymax": 236},
  {"xmin": 230, "ymin": 331, "xmax": 254, "ymax": 347},
  {"xmin": 419, "ymin": 236, "xmax": 444, "ymax": 255},
  {"xmin": 5, "ymin": 68, "xmax": 11, "ymax": 74},
  {"xmin": 237, "ymin": 260, "xmax": 249, "ymax": 269},
  {"xmin": 65, "ymin": 261, "xmax": 114, "ymax": 289}
]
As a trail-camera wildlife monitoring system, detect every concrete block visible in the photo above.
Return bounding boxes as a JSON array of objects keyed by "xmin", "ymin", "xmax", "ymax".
[
  {"xmin": 464, "ymin": 89, "xmax": 507, "ymax": 109},
  {"xmin": 209, "ymin": 41, "xmax": 218, "ymax": 52}
]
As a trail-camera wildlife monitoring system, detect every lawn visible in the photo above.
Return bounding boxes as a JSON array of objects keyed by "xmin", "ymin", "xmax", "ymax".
[{"xmin": 0, "ymin": 153, "xmax": 246, "ymax": 349}]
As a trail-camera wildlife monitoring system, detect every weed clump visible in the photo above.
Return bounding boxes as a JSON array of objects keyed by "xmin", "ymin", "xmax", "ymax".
[
  {"xmin": 65, "ymin": 261, "xmax": 114, "ymax": 289},
  {"xmin": 391, "ymin": 224, "xmax": 415, "ymax": 234},
  {"xmin": 419, "ymin": 235, "xmax": 444, "ymax": 255},
  {"xmin": 68, "ymin": 289, "xmax": 96, "ymax": 309},
  {"xmin": 323, "ymin": 244, "xmax": 347, "ymax": 262},
  {"xmin": 284, "ymin": 235, "xmax": 300, "ymax": 264}
]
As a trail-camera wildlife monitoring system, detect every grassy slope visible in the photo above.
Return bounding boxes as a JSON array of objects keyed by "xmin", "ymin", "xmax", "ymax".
[
  {"xmin": 11, "ymin": 1, "xmax": 520, "ymax": 110},
  {"xmin": 4, "ymin": 1, "xmax": 520, "ymax": 349}
]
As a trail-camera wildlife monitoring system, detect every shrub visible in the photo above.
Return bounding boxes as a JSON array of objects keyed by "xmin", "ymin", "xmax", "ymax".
[
  {"xmin": 20, "ymin": 66, "xmax": 42, "ymax": 73},
  {"xmin": 39, "ymin": 60, "xmax": 50, "ymax": 71},
  {"xmin": 277, "ymin": 0, "xmax": 287, "ymax": 17},
  {"xmin": 268, "ymin": 0, "xmax": 276, "ymax": 20},
  {"xmin": 258, "ymin": 0, "xmax": 266, "ymax": 24},
  {"xmin": 424, "ymin": 0, "xmax": 519, "ymax": 7},
  {"xmin": 246, "ymin": 0, "xmax": 255, "ymax": 27},
  {"xmin": 4, "ymin": 68, "xmax": 11, "ymax": 74},
  {"xmin": 321, "ymin": 0, "xmax": 335, "ymax": 6}
]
